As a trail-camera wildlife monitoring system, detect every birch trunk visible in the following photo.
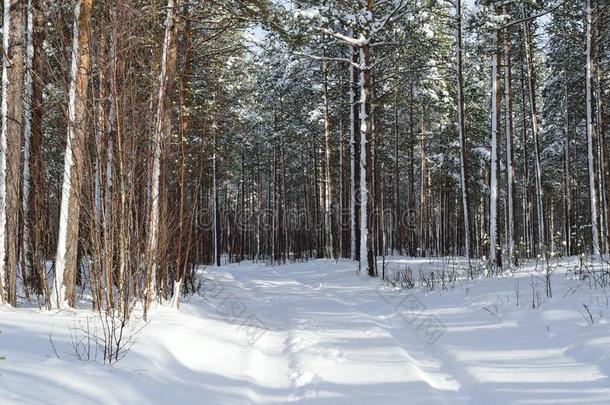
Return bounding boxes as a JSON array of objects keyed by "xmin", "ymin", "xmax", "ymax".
[
  {"xmin": 359, "ymin": 42, "xmax": 372, "ymax": 275},
  {"xmin": 20, "ymin": 0, "xmax": 36, "ymax": 296},
  {"xmin": 146, "ymin": 0, "xmax": 180, "ymax": 311},
  {"xmin": 53, "ymin": 0, "xmax": 92, "ymax": 308}
]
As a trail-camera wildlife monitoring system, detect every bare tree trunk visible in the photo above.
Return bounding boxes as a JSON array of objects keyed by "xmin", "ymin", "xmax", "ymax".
[
  {"xmin": 563, "ymin": 73, "xmax": 572, "ymax": 256},
  {"xmin": 503, "ymin": 13, "xmax": 516, "ymax": 267},
  {"xmin": 175, "ymin": 0, "xmax": 191, "ymax": 304},
  {"xmin": 212, "ymin": 108, "xmax": 221, "ymax": 267},
  {"xmin": 489, "ymin": 26, "xmax": 501, "ymax": 269},
  {"xmin": 408, "ymin": 78, "xmax": 416, "ymax": 255},
  {"xmin": 586, "ymin": 0, "xmax": 600, "ymax": 256},
  {"xmin": 522, "ymin": 4, "xmax": 546, "ymax": 255},
  {"xmin": 393, "ymin": 93, "xmax": 401, "ymax": 255},
  {"xmin": 455, "ymin": 0, "xmax": 470, "ymax": 262},
  {"xmin": 0, "ymin": 0, "xmax": 25, "ymax": 306},
  {"xmin": 359, "ymin": 31, "xmax": 373, "ymax": 275},
  {"xmin": 349, "ymin": 46, "xmax": 357, "ymax": 260},
  {"xmin": 518, "ymin": 56, "xmax": 532, "ymax": 255},
  {"xmin": 145, "ymin": 0, "xmax": 180, "ymax": 315},
  {"xmin": 339, "ymin": 118, "xmax": 344, "ymax": 257},
  {"xmin": 20, "ymin": 0, "xmax": 37, "ymax": 299},
  {"xmin": 30, "ymin": 0, "xmax": 47, "ymax": 306},
  {"xmin": 594, "ymin": 20, "xmax": 608, "ymax": 254},
  {"xmin": 52, "ymin": 0, "xmax": 92, "ymax": 308},
  {"xmin": 420, "ymin": 107, "xmax": 428, "ymax": 255},
  {"xmin": 93, "ymin": 23, "xmax": 108, "ymax": 310},
  {"xmin": 322, "ymin": 58, "xmax": 333, "ymax": 259},
  {"xmin": 281, "ymin": 135, "xmax": 288, "ymax": 261}
]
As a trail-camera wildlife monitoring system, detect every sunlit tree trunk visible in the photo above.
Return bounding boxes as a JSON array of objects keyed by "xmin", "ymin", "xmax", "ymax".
[
  {"xmin": 563, "ymin": 74, "xmax": 572, "ymax": 256},
  {"xmin": 212, "ymin": 107, "xmax": 221, "ymax": 267},
  {"xmin": 455, "ymin": 0, "xmax": 470, "ymax": 262},
  {"xmin": 322, "ymin": 57, "xmax": 334, "ymax": 259},
  {"xmin": 585, "ymin": 0, "xmax": 600, "ymax": 256},
  {"xmin": 52, "ymin": 0, "xmax": 93, "ymax": 308},
  {"xmin": 0, "ymin": 0, "xmax": 25, "ymax": 306},
  {"xmin": 176, "ymin": 0, "xmax": 192, "ymax": 302},
  {"xmin": 20, "ymin": 0, "xmax": 36, "ymax": 299},
  {"xmin": 359, "ymin": 10, "xmax": 373, "ymax": 275},
  {"xmin": 29, "ymin": 0, "xmax": 47, "ymax": 305},
  {"xmin": 349, "ymin": 46, "xmax": 357, "ymax": 261},
  {"xmin": 503, "ymin": 13, "xmax": 516, "ymax": 267},
  {"xmin": 522, "ymin": 5, "xmax": 546, "ymax": 255},
  {"xmin": 145, "ymin": 0, "xmax": 180, "ymax": 315},
  {"xmin": 489, "ymin": 26, "xmax": 501, "ymax": 269}
]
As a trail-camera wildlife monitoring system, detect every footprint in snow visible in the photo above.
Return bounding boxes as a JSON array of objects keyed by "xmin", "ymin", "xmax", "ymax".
[
  {"xmin": 288, "ymin": 336, "xmax": 314, "ymax": 354},
  {"xmin": 288, "ymin": 370, "xmax": 322, "ymax": 401}
]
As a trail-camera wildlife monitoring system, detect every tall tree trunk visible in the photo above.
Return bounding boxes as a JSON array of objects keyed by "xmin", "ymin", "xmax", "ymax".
[
  {"xmin": 145, "ymin": 0, "xmax": 180, "ymax": 316},
  {"xmin": 563, "ymin": 73, "xmax": 572, "ymax": 256},
  {"xmin": 52, "ymin": 0, "xmax": 93, "ymax": 308},
  {"xmin": 29, "ymin": 0, "xmax": 47, "ymax": 305},
  {"xmin": 21, "ymin": 0, "xmax": 36, "ymax": 299},
  {"xmin": 420, "ymin": 107, "xmax": 428, "ymax": 256},
  {"xmin": 93, "ymin": 24, "xmax": 107, "ymax": 309},
  {"xmin": 455, "ymin": 0, "xmax": 470, "ymax": 262},
  {"xmin": 522, "ymin": 5, "xmax": 546, "ymax": 255},
  {"xmin": 585, "ymin": 0, "xmax": 600, "ymax": 256},
  {"xmin": 393, "ymin": 93, "xmax": 401, "ymax": 255},
  {"xmin": 281, "ymin": 135, "xmax": 288, "ymax": 261},
  {"xmin": 504, "ymin": 13, "xmax": 516, "ymax": 267},
  {"xmin": 110, "ymin": 2, "xmax": 129, "ymax": 314},
  {"xmin": 322, "ymin": 58, "xmax": 333, "ymax": 259},
  {"xmin": 594, "ymin": 18, "xmax": 608, "ymax": 254},
  {"xmin": 0, "ymin": 0, "xmax": 25, "ymax": 306},
  {"xmin": 339, "ymin": 119, "xmax": 344, "ymax": 257},
  {"xmin": 408, "ymin": 78, "xmax": 416, "ymax": 256},
  {"xmin": 212, "ymin": 104, "xmax": 221, "ymax": 267},
  {"xmin": 359, "ymin": 3, "xmax": 373, "ymax": 275},
  {"xmin": 489, "ymin": 26, "xmax": 501, "ymax": 269},
  {"xmin": 175, "ymin": 0, "xmax": 191, "ymax": 304},
  {"xmin": 349, "ymin": 46, "xmax": 357, "ymax": 260},
  {"xmin": 519, "ymin": 56, "xmax": 532, "ymax": 255}
]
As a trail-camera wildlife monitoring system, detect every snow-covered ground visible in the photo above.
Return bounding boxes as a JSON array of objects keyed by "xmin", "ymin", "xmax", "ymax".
[{"xmin": 2, "ymin": 257, "xmax": 610, "ymax": 404}]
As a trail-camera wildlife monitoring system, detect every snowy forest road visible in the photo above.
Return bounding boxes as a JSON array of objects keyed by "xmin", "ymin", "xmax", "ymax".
[
  {"xmin": 2, "ymin": 258, "xmax": 610, "ymax": 404},
  {"xmin": 213, "ymin": 260, "xmax": 466, "ymax": 404},
  {"xmin": 139, "ymin": 259, "xmax": 610, "ymax": 404}
]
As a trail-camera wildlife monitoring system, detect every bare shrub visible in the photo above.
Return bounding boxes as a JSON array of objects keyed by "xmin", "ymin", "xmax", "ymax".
[
  {"xmin": 386, "ymin": 266, "xmax": 415, "ymax": 289},
  {"xmin": 54, "ymin": 310, "xmax": 145, "ymax": 365}
]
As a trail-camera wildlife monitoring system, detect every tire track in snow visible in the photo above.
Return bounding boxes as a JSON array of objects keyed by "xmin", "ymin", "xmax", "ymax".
[
  {"xmin": 226, "ymin": 263, "xmax": 464, "ymax": 404},
  {"xmin": 224, "ymin": 267, "xmax": 324, "ymax": 403}
]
